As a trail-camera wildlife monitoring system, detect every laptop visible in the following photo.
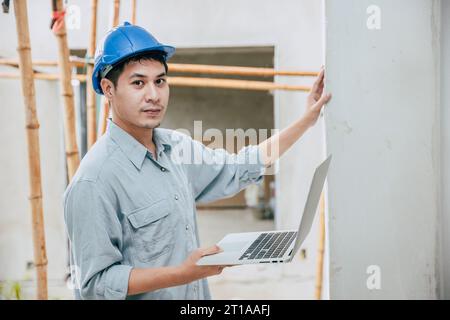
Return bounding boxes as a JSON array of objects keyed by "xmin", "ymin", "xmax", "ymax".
[{"xmin": 197, "ymin": 155, "xmax": 332, "ymax": 266}]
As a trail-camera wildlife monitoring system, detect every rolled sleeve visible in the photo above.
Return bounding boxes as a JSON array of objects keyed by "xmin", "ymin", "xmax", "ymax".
[
  {"xmin": 64, "ymin": 180, "xmax": 132, "ymax": 300},
  {"xmin": 184, "ymin": 138, "xmax": 266, "ymax": 204},
  {"xmin": 238, "ymin": 144, "xmax": 267, "ymax": 182},
  {"xmin": 103, "ymin": 264, "xmax": 133, "ymax": 300}
]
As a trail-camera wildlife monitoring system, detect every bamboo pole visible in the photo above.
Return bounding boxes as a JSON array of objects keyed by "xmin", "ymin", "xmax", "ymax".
[
  {"xmin": 169, "ymin": 63, "xmax": 319, "ymax": 77},
  {"xmin": 86, "ymin": 0, "xmax": 98, "ymax": 149},
  {"xmin": 0, "ymin": 72, "xmax": 86, "ymax": 81},
  {"xmin": 168, "ymin": 76, "xmax": 310, "ymax": 92},
  {"xmin": 0, "ymin": 57, "xmax": 84, "ymax": 68},
  {"xmin": 113, "ymin": 0, "xmax": 120, "ymax": 27},
  {"xmin": 0, "ymin": 58, "xmax": 44, "ymax": 74},
  {"xmin": 0, "ymin": 58, "xmax": 59, "ymax": 67},
  {"xmin": 0, "ymin": 59, "xmax": 319, "ymax": 78},
  {"xmin": 52, "ymin": 0, "xmax": 80, "ymax": 181},
  {"xmin": 131, "ymin": 0, "xmax": 136, "ymax": 24},
  {"xmin": 314, "ymin": 192, "xmax": 326, "ymax": 300},
  {"xmin": 13, "ymin": 0, "xmax": 48, "ymax": 300},
  {"xmin": 0, "ymin": 73, "xmax": 308, "ymax": 91}
]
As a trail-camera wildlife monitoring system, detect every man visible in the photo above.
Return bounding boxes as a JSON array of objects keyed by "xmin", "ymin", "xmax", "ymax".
[{"xmin": 64, "ymin": 22, "xmax": 332, "ymax": 300}]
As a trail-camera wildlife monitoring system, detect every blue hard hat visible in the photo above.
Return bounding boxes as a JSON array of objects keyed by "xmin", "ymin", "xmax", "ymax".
[{"xmin": 92, "ymin": 21, "xmax": 175, "ymax": 94}]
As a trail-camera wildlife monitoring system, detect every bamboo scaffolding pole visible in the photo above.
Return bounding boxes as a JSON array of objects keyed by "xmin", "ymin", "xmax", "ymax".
[
  {"xmin": 168, "ymin": 76, "xmax": 310, "ymax": 92},
  {"xmin": 0, "ymin": 58, "xmax": 319, "ymax": 78},
  {"xmin": 113, "ymin": 0, "xmax": 120, "ymax": 27},
  {"xmin": 0, "ymin": 72, "xmax": 86, "ymax": 81},
  {"xmin": 0, "ymin": 57, "xmax": 44, "ymax": 74},
  {"xmin": 0, "ymin": 57, "xmax": 85, "ymax": 67},
  {"xmin": 169, "ymin": 64, "xmax": 319, "ymax": 77},
  {"xmin": 13, "ymin": 0, "xmax": 48, "ymax": 300},
  {"xmin": 131, "ymin": 0, "xmax": 136, "ymax": 24},
  {"xmin": 314, "ymin": 192, "xmax": 326, "ymax": 300},
  {"xmin": 0, "ymin": 58, "xmax": 58, "ymax": 67},
  {"xmin": 86, "ymin": 0, "xmax": 98, "ymax": 149},
  {"xmin": 52, "ymin": 0, "xmax": 80, "ymax": 181},
  {"xmin": 0, "ymin": 72, "xmax": 309, "ymax": 91}
]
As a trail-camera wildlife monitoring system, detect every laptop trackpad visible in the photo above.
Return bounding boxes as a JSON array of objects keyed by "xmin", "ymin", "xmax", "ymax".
[{"xmin": 220, "ymin": 241, "xmax": 248, "ymax": 252}]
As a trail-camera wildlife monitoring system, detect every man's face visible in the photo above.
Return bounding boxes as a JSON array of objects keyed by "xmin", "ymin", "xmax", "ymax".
[{"xmin": 103, "ymin": 59, "xmax": 169, "ymax": 130}]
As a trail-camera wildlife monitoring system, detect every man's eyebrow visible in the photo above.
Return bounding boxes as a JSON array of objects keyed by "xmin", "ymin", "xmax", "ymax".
[
  {"xmin": 129, "ymin": 73, "xmax": 148, "ymax": 79},
  {"xmin": 129, "ymin": 72, "xmax": 166, "ymax": 79}
]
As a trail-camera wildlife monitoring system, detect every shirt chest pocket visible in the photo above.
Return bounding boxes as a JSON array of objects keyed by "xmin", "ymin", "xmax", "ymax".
[{"xmin": 126, "ymin": 198, "xmax": 175, "ymax": 262}]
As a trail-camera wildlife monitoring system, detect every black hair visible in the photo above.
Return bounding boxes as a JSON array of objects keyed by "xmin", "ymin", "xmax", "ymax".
[{"xmin": 104, "ymin": 51, "xmax": 169, "ymax": 88}]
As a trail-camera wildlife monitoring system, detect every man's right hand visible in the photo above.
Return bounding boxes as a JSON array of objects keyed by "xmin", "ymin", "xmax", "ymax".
[
  {"xmin": 178, "ymin": 245, "xmax": 226, "ymax": 282},
  {"xmin": 128, "ymin": 245, "xmax": 231, "ymax": 296}
]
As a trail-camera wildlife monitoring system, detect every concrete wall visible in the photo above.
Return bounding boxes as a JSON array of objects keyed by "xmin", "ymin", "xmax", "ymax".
[
  {"xmin": 324, "ymin": 0, "xmax": 442, "ymax": 299},
  {"xmin": 441, "ymin": 0, "xmax": 450, "ymax": 300},
  {"xmin": 0, "ymin": 0, "xmax": 325, "ymax": 298}
]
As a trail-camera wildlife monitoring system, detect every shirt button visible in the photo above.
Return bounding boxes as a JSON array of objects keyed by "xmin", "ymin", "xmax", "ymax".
[
  {"xmin": 161, "ymin": 167, "xmax": 166, "ymax": 172},
  {"xmin": 174, "ymin": 194, "xmax": 179, "ymax": 200},
  {"xmin": 185, "ymin": 225, "xmax": 189, "ymax": 231}
]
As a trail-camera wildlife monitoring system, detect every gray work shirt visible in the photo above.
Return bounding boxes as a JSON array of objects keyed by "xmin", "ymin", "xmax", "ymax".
[{"xmin": 63, "ymin": 120, "xmax": 266, "ymax": 300}]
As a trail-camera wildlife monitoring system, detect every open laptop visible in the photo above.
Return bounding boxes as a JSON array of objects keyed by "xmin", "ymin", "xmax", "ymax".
[{"xmin": 197, "ymin": 155, "xmax": 332, "ymax": 266}]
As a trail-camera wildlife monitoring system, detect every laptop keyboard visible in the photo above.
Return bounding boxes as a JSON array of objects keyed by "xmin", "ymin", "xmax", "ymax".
[{"xmin": 238, "ymin": 231, "xmax": 297, "ymax": 261}]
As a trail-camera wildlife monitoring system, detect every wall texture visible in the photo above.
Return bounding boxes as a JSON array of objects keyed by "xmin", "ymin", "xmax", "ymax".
[
  {"xmin": 441, "ymin": 0, "xmax": 450, "ymax": 300},
  {"xmin": 325, "ymin": 0, "xmax": 442, "ymax": 299}
]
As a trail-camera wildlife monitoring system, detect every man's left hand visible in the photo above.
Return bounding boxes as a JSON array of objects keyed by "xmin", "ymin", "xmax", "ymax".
[{"xmin": 303, "ymin": 66, "xmax": 332, "ymax": 127}]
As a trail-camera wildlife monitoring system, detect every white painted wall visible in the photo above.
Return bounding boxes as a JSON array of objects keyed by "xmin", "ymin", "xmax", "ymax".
[
  {"xmin": 324, "ymin": 0, "xmax": 442, "ymax": 299},
  {"xmin": 441, "ymin": 0, "xmax": 450, "ymax": 300},
  {"xmin": 0, "ymin": 0, "xmax": 325, "ymax": 298}
]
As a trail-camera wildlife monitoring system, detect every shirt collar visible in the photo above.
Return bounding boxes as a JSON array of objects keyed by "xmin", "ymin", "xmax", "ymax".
[{"xmin": 107, "ymin": 120, "xmax": 171, "ymax": 170}]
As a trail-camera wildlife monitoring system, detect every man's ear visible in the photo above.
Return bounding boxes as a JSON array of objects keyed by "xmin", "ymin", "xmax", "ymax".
[{"xmin": 100, "ymin": 78, "xmax": 114, "ymax": 99}]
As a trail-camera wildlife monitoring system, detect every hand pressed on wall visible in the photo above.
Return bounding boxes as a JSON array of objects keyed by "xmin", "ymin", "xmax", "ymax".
[{"xmin": 303, "ymin": 66, "xmax": 332, "ymax": 127}]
